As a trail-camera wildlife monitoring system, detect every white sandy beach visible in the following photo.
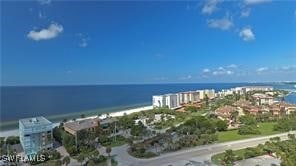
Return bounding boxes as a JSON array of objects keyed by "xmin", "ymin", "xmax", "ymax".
[{"xmin": 0, "ymin": 105, "xmax": 153, "ymax": 138}]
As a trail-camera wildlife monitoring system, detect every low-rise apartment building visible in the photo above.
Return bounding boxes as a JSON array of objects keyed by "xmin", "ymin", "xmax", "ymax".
[{"xmin": 252, "ymin": 93, "xmax": 274, "ymax": 105}]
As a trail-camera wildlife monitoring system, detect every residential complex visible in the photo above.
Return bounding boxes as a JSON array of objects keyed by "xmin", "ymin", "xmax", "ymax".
[
  {"xmin": 64, "ymin": 117, "xmax": 100, "ymax": 136},
  {"xmin": 216, "ymin": 86, "xmax": 274, "ymax": 98},
  {"xmin": 152, "ymin": 86, "xmax": 273, "ymax": 110},
  {"xmin": 252, "ymin": 93, "xmax": 274, "ymax": 105},
  {"xmin": 19, "ymin": 116, "xmax": 53, "ymax": 155},
  {"xmin": 152, "ymin": 93, "xmax": 179, "ymax": 109}
]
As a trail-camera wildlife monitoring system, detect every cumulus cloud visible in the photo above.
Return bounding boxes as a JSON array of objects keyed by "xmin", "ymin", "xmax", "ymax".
[
  {"xmin": 201, "ymin": 0, "xmax": 221, "ymax": 15},
  {"xmin": 38, "ymin": 11, "xmax": 46, "ymax": 19},
  {"xmin": 239, "ymin": 27, "xmax": 255, "ymax": 41},
  {"xmin": 203, "ymin": 68, "xmax": 211, "ymax": 73},
  {"xmin": 76, "ymin": 33, "xmax": 90, "ymax": 48},
  {"xmin": 202, "ymin": 65, "xmax": 237, "ymax": 77},
  {"xmin": 241, "ymin": 8, "xmax": 251, "ymax": 17},
  {"xmin": 256, "ymin": 67, "xmax": 268, "ymax": 73},
  {"xmin": 213, "ymin": 70, "xmax": 234, "ymax": 75},
  {"xmin": 27, "ymin": 23, "xmax": 63, "ymax": 41},
  {"xmin": 218, "ymin": 67, "xmax": 225, "ymax": 70},
  {"xmin": 279, "ymin": 65, "xmax": 296, "ymax": 71},
  {"xmin": 227, "ymin": 64, "xmax": 238, "ymax": 68},
  {"xmin": 207, "ymin": 17, "xmax": 233, "ymax": 30},
  {"xmin": 244, "ymin": 0, "xmax": 271, "ymax": 5}
]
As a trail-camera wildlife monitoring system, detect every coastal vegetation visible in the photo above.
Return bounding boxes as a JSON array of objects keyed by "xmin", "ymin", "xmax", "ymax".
[
  {"xmin": 238, "ymin": 115, "xmax": 261, "ymax": 135},
  {"xmin": 274, "ymin": 114, "xmax": 296, "ymax": 132},
  {"xmin": 212, "ymin": 134, "xmax": 296, "ymax": 166},
  {"xmin": 217, "ymin": 122, "xmax": 280, "ymax": 142},
  {"xmin": 0, "ymin": 88, "xmax": 293, "ymax": 165}
]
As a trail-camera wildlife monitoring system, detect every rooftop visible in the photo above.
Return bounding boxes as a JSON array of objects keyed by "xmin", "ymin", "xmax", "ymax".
[
  {"xmin": 100, "ymin": 117, "xmax": 118, "ymax": 125},
  {"xmin": 19, "ymin": 116, "xmax": 52, "ymax": 128},
  {"xmin": 64, "ymin": 118, "xmax": 99, "ymax": 132},
  {"xmin": 215, "ymin": 105, "xmax": 237, "ymax": 114},
  {"xmin": 252, "ymin": 93, "xmax": 273, "ymax": 99}
]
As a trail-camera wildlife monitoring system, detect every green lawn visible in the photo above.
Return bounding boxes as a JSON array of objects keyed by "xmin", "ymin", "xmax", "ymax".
[{"xmin": 217, "ymin": 122, "xmax": 281, "ymax": 143}]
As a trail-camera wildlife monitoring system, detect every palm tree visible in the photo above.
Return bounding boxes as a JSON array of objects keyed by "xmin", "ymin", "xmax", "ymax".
[
  {"xmin": 62, "ymin": 156, "xmax": 71, "ymax": 166},
  {"xmin": 204, "ymin": 94, "xmax": 209, "ymax": 107},
  {"xmin": 231, "ymin": 111, "xmax": 239, "ymax": 123},
  {"xmin": 106, "ymin": 146, "xmax": 112, "ymax": 157}
]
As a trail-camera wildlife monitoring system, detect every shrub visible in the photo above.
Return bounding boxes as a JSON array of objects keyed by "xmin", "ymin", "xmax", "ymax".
[
  {"xmin": 238, "ymin": 125, "xmax": 261, "ymax": 135},
  {"xmin": 216, "ymin": 119, "xmax": 228, "ymax": 131},
  {"xmin": 6, "ymin": 136, "xmax": 20, "ymax": 145}
]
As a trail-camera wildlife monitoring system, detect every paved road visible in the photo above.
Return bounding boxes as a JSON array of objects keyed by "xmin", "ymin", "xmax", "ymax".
[{"xmin": 112, "ymin": 131, "xmax": 294, "ymax": 166}]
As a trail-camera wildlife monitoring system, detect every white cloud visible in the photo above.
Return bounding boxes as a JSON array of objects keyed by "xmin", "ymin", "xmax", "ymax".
[
  {"xmin": 227, "ymin": 64, "xmax": 238, "ymax": 68},
  {"xmin": 256, "ymin": 67, "xmax": 268, "ymax": 72},
  {"xmin": 244, "ymin": 0, "xmax": 271, "ymax": 5},
  {"xmin": 207, "ymin": 17, "xmax": 233, "ymax": 30},
  {"xmin": 79, "ymin": 38, "xmax": 89, "ymax": 47},
  {"xmin": 180, "ymin": 75, "xmax": 192, "ymax": 80},
  {"xmin": 202, "ymin": 65, "xmax": 237, "ymax": 76},
  {"xmin": 212, "ymin": 66, "xmax": 234, "ymax": 76},
  {"xmin": 239, "ymin": 27, "xmax": 255, "ymax": 41},
  {"xmin": 38, "ymin": 0, "xmax": 51, "ymax": 5},
  {"xmin": 202, "ymin": 0, "xmax": 221, "ymax": 15},
  {"xmin": 212, "ymin": 70, "xmax": 233, "ymax": 75},
  {"xmin": 38, "ymin": 11, "xmax": 46, "ymax": 19},
  {"xmin": 280, "ymin": 65, "xmax": 296, "ymax": 71},
  {"xmin": 203, "ymin": 68, "xmax": 211, "ymax": 73},
  {"xmin": 226, "ymin": 70, "xmax": 234, "ymax": 75},
  {"xmin": 241, "ymin": 8, "xmax": 251, "ymax": 17},
  {"xmin": 76, "ymin": 33, "xmax": 90, "ymax": 47},
  {"xmin": 218, "ymin": 67, "xmax": 225, "ymax": 70},
  {"xmin": 27, "ymin": 23, "xmax": 63, "ymax": 41}
]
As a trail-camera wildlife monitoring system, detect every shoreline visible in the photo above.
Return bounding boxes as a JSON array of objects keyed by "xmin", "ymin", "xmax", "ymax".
[
  {"xmin": 0, "ymin": 103, "xmax": 150, "ymax": 130},
  {"xmin": 0, "ymin": 105, "xmax": 153, "ymax": 137}
]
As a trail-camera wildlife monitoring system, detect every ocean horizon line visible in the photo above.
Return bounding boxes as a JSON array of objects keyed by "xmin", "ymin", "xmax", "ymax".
[{"xmin": 0, "ymin": 82, "xmax": 276, "ymax": 87}]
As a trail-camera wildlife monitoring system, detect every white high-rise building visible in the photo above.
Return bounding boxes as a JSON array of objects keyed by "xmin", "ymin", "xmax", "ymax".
[
  {"xmin": 178, "ymin": 92, "xmax": 190, "ymax": 104},
  {"xmin": 152, "ymin": 95, "xmax": 166, "ymax": 108},
  {"xmin": 152, "ymin": 94, "xmax": 180, "ymax": 109},
  {"xmin": 166, "ymin": 94, "xmax": 179, "ymax": 109},
  {"xmin": 189, "ymin": 91, "xmax": 200, "ymax": 103},
  {"xmin": 204, "ymin": 89, "xmax": 215, "ymax": 99},
  {"xmin": 178, "ymin": 91, "xmax": 200, "ymax": 104},
  {"xmin": 197, "ymin": 90, "xmax": 205, "ymax": 100},
  {"xmin": 244, "ymin": 86, "xmax": 273, "ymax": 92}
]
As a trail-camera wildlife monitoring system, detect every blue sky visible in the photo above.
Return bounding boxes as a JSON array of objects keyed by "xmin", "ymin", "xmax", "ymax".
[{"xmin": 1, "ymin": 0, "xmax": 296, "ymax": 85}]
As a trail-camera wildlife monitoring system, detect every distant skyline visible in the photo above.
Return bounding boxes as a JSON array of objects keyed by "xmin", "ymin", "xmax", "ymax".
[{"xmin": 1, "ymin": 0, "xmax": 296, "ymax": 86}]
